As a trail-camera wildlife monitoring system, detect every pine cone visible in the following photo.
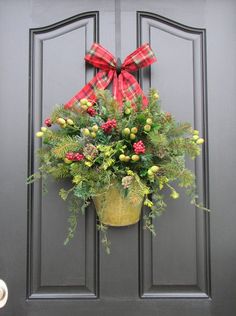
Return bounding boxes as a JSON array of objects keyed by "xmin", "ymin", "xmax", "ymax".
[{"xmin": 83, "ymin": 144, "xmax": 98, "ymax": 159}]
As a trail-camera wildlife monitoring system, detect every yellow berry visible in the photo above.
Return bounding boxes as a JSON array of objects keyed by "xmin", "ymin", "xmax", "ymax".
[
  {"xmin": 192, "ymin": 135, "xmax": 199, "ymax": 140},
  {"xmin": 150, "ymin": 166, "xmax": 159, "ymax": 173},
  {"xmin": 119, "ymin": 154, "xmax": 126, "ymax": 161},
  {"xmin": 90, "ymin": 132, "xmax": 96, "ymax": 138},
  {"xmin": 64, "ymin": 158, "xmax": 72, "ymax": 164},
  {"xmin": 130, "ymin": 133, "xmax": 136, "ymax": 140},
  {"xmin": 171, "ymin": 191, "xmax": 179, "ymax": 199},
  {"xmin": 57, "ymin": 118, "xmax": 66, "ymax": 125},
  {"xmin": 124, "ymin": 156, "xmax": 130, "ymax": 162},
  {"xmin": 67, "ymin": 119, "xmax": 74, "ymax": 125},
  {"xmin": 144, "ymin": 124, "xmax": 151, "ymax": 132},
  {"xmin": 196, "ymin": 138, "xmax": 204, "ymax": 145},
  {"xmin": 131, "ymin": 127, "xmax": 138, "ymax": 134},
  {"xmin": 85, "ymin": 161, "xmax": 93, "ymax": 167},
  {"xmin": 87, "ymin": 101, "xmax": 92, "ymax": 107},
  {"xmin": 80, "ymin": 98, "xmax": 88, "ymax": 105},
  {"xmin": 41, "ymin": 127, "xmax": 47, "ymax": 132},
  {"xmin": 92, "ymin": 125, "xmax": 99, "ymax": 132},
  {"xmin": 193, "ymin": 130, "xmax": 199, "ymax": 135},
  {"xmin": 153, "ymin": 93, "xmax": 159, "ymax": 100},
  {"xmin": 82, "ymin": 128, "xmax": 90, "ymax": 136},
  {"xmin": 131, "ymin": 155, "xmax": 140, "ymax": 162},
  {"xmin": 36, "ymin": 131, "xmax": 44, "ymax": 138},
  {"xmin": 147, "ymin": 169, "xmax": 154, "ymax": 176},
  {"xmin": 81, "ymin": 104, "xmax": 88, "ymax": 111},
  {"xmin": 146, "ymin": 118, "xmax": 153, "ymax": 125},
  {"xmin": 123, "ymin": 128, "xmax": 131, "ymax": 135},
  {"xmin": 125, "ymin": 108, "xmax": 131, "ymax": 115}
]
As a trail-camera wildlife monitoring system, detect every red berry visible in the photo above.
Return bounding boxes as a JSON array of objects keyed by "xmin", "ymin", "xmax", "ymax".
[
  {"xmin": 65, "ymin": 152, "xmax": 84, "ymax": 161},
  {"xmin": 44, "ymin": 117, "xmax": 52, "ymax": 127},
  {"xmin": 133, "ymin": 140, "xmax": 146, "ymax": 154},
  {"xmin": 101, "ymin": 119, "xmax": 117, "ymax": 133},
  {"xmin": 73, "ymin": 153, "xmax": 84, "ymax": 161},
  {"xmin": 87, "ymin": 107, "xmax": 97, "ymax": 116}
]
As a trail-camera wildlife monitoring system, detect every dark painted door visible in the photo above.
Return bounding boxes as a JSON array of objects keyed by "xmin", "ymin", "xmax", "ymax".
[{"xmin": 0, "ymin": 0, "xmax": 236, "ymax": 315}]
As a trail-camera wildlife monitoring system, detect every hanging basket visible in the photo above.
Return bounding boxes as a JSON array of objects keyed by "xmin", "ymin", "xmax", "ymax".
[{"xmin": 93, "ymin": 182, "xmax": 144, "ymax": 227}]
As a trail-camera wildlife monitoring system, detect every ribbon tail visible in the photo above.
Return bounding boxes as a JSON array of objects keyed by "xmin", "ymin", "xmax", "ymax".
[
  {"xmin": 120, "ymin": 71, "xmax": 148, "ymax": 108},
  {"xmin": 64, "ymin": 70, "xmax": 114, "ymax": 109}
]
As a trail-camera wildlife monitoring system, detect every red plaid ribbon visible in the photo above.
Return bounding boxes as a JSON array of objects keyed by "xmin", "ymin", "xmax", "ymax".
[{"xmin": 64, "ymin": 43, "xmax": 157, "ymax": 109}]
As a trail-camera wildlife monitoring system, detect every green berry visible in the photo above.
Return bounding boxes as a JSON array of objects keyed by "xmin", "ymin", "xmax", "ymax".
[
  {"xmin": 36, "ymin": 131, "xmax": 44, "ymax": 138},
  {"xmin": 123, "ymin": 128, "xmax": 131, "ymax": 135},
  {"xmin": 81, "ymin": 104, "xmax": 88, "ymax": 110},
  {"xmin": 144, "ymin": 124, "xmax": 151, "ymax": 132},
  {"xmin": 90, "ymin": 132, "xmax": 96, "ymax": 138},
  {"xmin": 131, "ymin": 127, "xmax": 138, "ymax": 134},
  {"xmin": 153, "ymin": 93, "xmax": 159, "ymax": 100},
  {"xmin": 130, "ymin": 133, "xmax": 136, "ymax": 140},
  {"xmin": 131, "ymin": 155, "xmax": 140, "ymax": 162},
  {"xmin": 196, "ymin": 138, "xmax": 204, "ymax": 145},
  {"xmin": 119, "ymin": 154, "xmax": 126, "ymax": 161},
  {"xmin": 147, "ymin": 169, "xmax": 154, "ymax": 176},
  {"xmin": 193, "ymin": 130, "xmax": 199, "ymax": 135},
  {"xmin": 171, "ymin": 191, "xmax": 179, "ymax": 199},
  {"xmin": 41, "ymin": 127, "xmax": 47, "ymax": 132},
  {"xmin": 80, "ymin": 98, "xmax": 88, "ymax": 105},
  {"xmin": 146, "ymin": 118, "xmax": 153, "ymax": 125},
  {"xmin": 92, "ymin": 125, "xmax": 99, "ymax": 132},
  {"xmin": 125, "ymin": 108, "xmax": 131, "ymax": 115},
  {"xmin": 67, "ymin": 119, "xmax": 74, "ymax": 125},
  {"xmin": 124, "ymin": 156, "xmax": 130, "ymax": 162},
  {"xmin": 57, "ymin": 118, "xmax": 66, "ymax": 125},
  {"xmin": 87, "ymin": 101, "xmax": 92, "ymax": 107},
  {"xmin": 150, "ymin": 165, "xmax": 159, "ymax": 173},
  {"xmin": 82, "ymin": 128, "xmax": 90, "ymax": 136},
  {"xmin": 192, "ymin": 135, "xmax": 199, "ymax": 140},
  {"xmin": 64, "ymin": 158, "xmax": 72, "ymax": 164}
]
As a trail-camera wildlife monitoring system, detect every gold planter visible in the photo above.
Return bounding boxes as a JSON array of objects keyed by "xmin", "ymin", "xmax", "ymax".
[{"xmin": 93, "ymin": 183, "xmax": 144, "ymax": 227}]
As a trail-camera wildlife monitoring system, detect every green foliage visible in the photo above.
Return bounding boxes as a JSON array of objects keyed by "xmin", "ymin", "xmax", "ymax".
[
  {"xmin": 51, "ymin": 136, "xmax": 81, "ymax": 158},
  {"xmin": 28, "ymin": 88, "xmax": 207, "ymax": 253}
]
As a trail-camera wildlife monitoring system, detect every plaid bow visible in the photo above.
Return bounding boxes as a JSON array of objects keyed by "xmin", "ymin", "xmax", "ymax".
[{"xmin": 64, "ymin": 43, "xmax": 157, "ymax": 109}]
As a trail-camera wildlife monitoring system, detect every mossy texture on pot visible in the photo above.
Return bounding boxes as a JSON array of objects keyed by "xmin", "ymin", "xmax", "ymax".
[{"xmin": 93, "ymin": 182, "xmax": 144, "ymax": 226}]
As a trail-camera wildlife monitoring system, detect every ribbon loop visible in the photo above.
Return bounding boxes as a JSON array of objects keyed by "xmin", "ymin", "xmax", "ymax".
[{"xmin": 64, "ymin": 43, "xmax": 157, "ymax": 109}]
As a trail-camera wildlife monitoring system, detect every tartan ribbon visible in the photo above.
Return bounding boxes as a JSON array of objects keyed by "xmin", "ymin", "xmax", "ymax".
[{"xmin": 64, "ymin": 43, "xmax": 157, "ymax": 109}]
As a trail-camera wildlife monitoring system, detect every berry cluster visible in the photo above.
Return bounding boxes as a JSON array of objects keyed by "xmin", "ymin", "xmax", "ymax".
[
  {"xmin": 87, "ymin": 107, "xmax": 97, "ymax": 116},
  {"xmin": 101, "ymin": 119, "xmax": 117, "ymax": 133},
  {"xmin": 66, "ymin": 152, "xmax": 84, "ymax": 161},
  {"xmin": 133, "ymin": 140, "xmax": 146, "ymax": 154},
  {"xmin": 44, "ymin": 117, "xmax": 52, "ymax": 127}
]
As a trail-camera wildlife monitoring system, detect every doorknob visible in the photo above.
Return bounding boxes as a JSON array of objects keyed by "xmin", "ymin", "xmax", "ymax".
[{"xmin": 0, "ymin": 279, "xmax": 8, "ymax": 308}]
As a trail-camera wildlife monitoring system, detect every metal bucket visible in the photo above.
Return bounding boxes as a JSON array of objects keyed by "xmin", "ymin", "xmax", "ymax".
[{"xmin": 93, "ymin": 183, "xmax": 143, "ymax": 226}]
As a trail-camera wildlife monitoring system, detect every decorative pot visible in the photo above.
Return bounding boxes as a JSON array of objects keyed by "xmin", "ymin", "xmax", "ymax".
[{"xmin": 93, "ymin": 182, "xmax": 144, "ymax": 226}]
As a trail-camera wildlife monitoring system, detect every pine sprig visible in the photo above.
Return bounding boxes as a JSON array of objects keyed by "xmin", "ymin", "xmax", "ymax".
[{"xmin": 52, "ymin": 136, "xmax": 81, "ymax": 158}]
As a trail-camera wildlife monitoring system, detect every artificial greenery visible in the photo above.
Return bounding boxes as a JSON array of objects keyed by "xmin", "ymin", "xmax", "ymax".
[{"xmin": 28, "ymin": 89, "xmax": 206, "ymax": 253}]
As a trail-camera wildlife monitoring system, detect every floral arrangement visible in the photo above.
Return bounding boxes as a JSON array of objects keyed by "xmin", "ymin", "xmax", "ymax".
[{"xmin": 28, "ymin": 89, "xmax": 206, "ymax": 253}]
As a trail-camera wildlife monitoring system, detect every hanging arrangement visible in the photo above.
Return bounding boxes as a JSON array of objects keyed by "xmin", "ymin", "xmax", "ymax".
[{"xmin": 28, "ymin": 43, "xmax": 207, "ymax": 253}]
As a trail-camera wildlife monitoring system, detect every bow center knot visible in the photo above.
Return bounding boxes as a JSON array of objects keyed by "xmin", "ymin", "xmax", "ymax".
[{"xmin": 116, "ymin": 57, "xmax": 122, "ymax": 75}]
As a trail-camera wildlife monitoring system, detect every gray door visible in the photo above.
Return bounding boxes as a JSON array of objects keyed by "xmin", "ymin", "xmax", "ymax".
[{"xmin": 0, "ymin": 0, "xmax": 236, "ymax": 315}]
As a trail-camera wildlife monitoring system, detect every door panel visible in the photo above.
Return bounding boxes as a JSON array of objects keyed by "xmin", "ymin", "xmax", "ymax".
[
  {"xmin": 136, "ymin": 12, "xmax": 210, "ymax": 299},
  {"xmin": 28, "ymin": 11, "xmax": 99, "ymax": 300},
  {"xmin": 0, "ymin": 0, "xmax": 236, "ymax": 315}
]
